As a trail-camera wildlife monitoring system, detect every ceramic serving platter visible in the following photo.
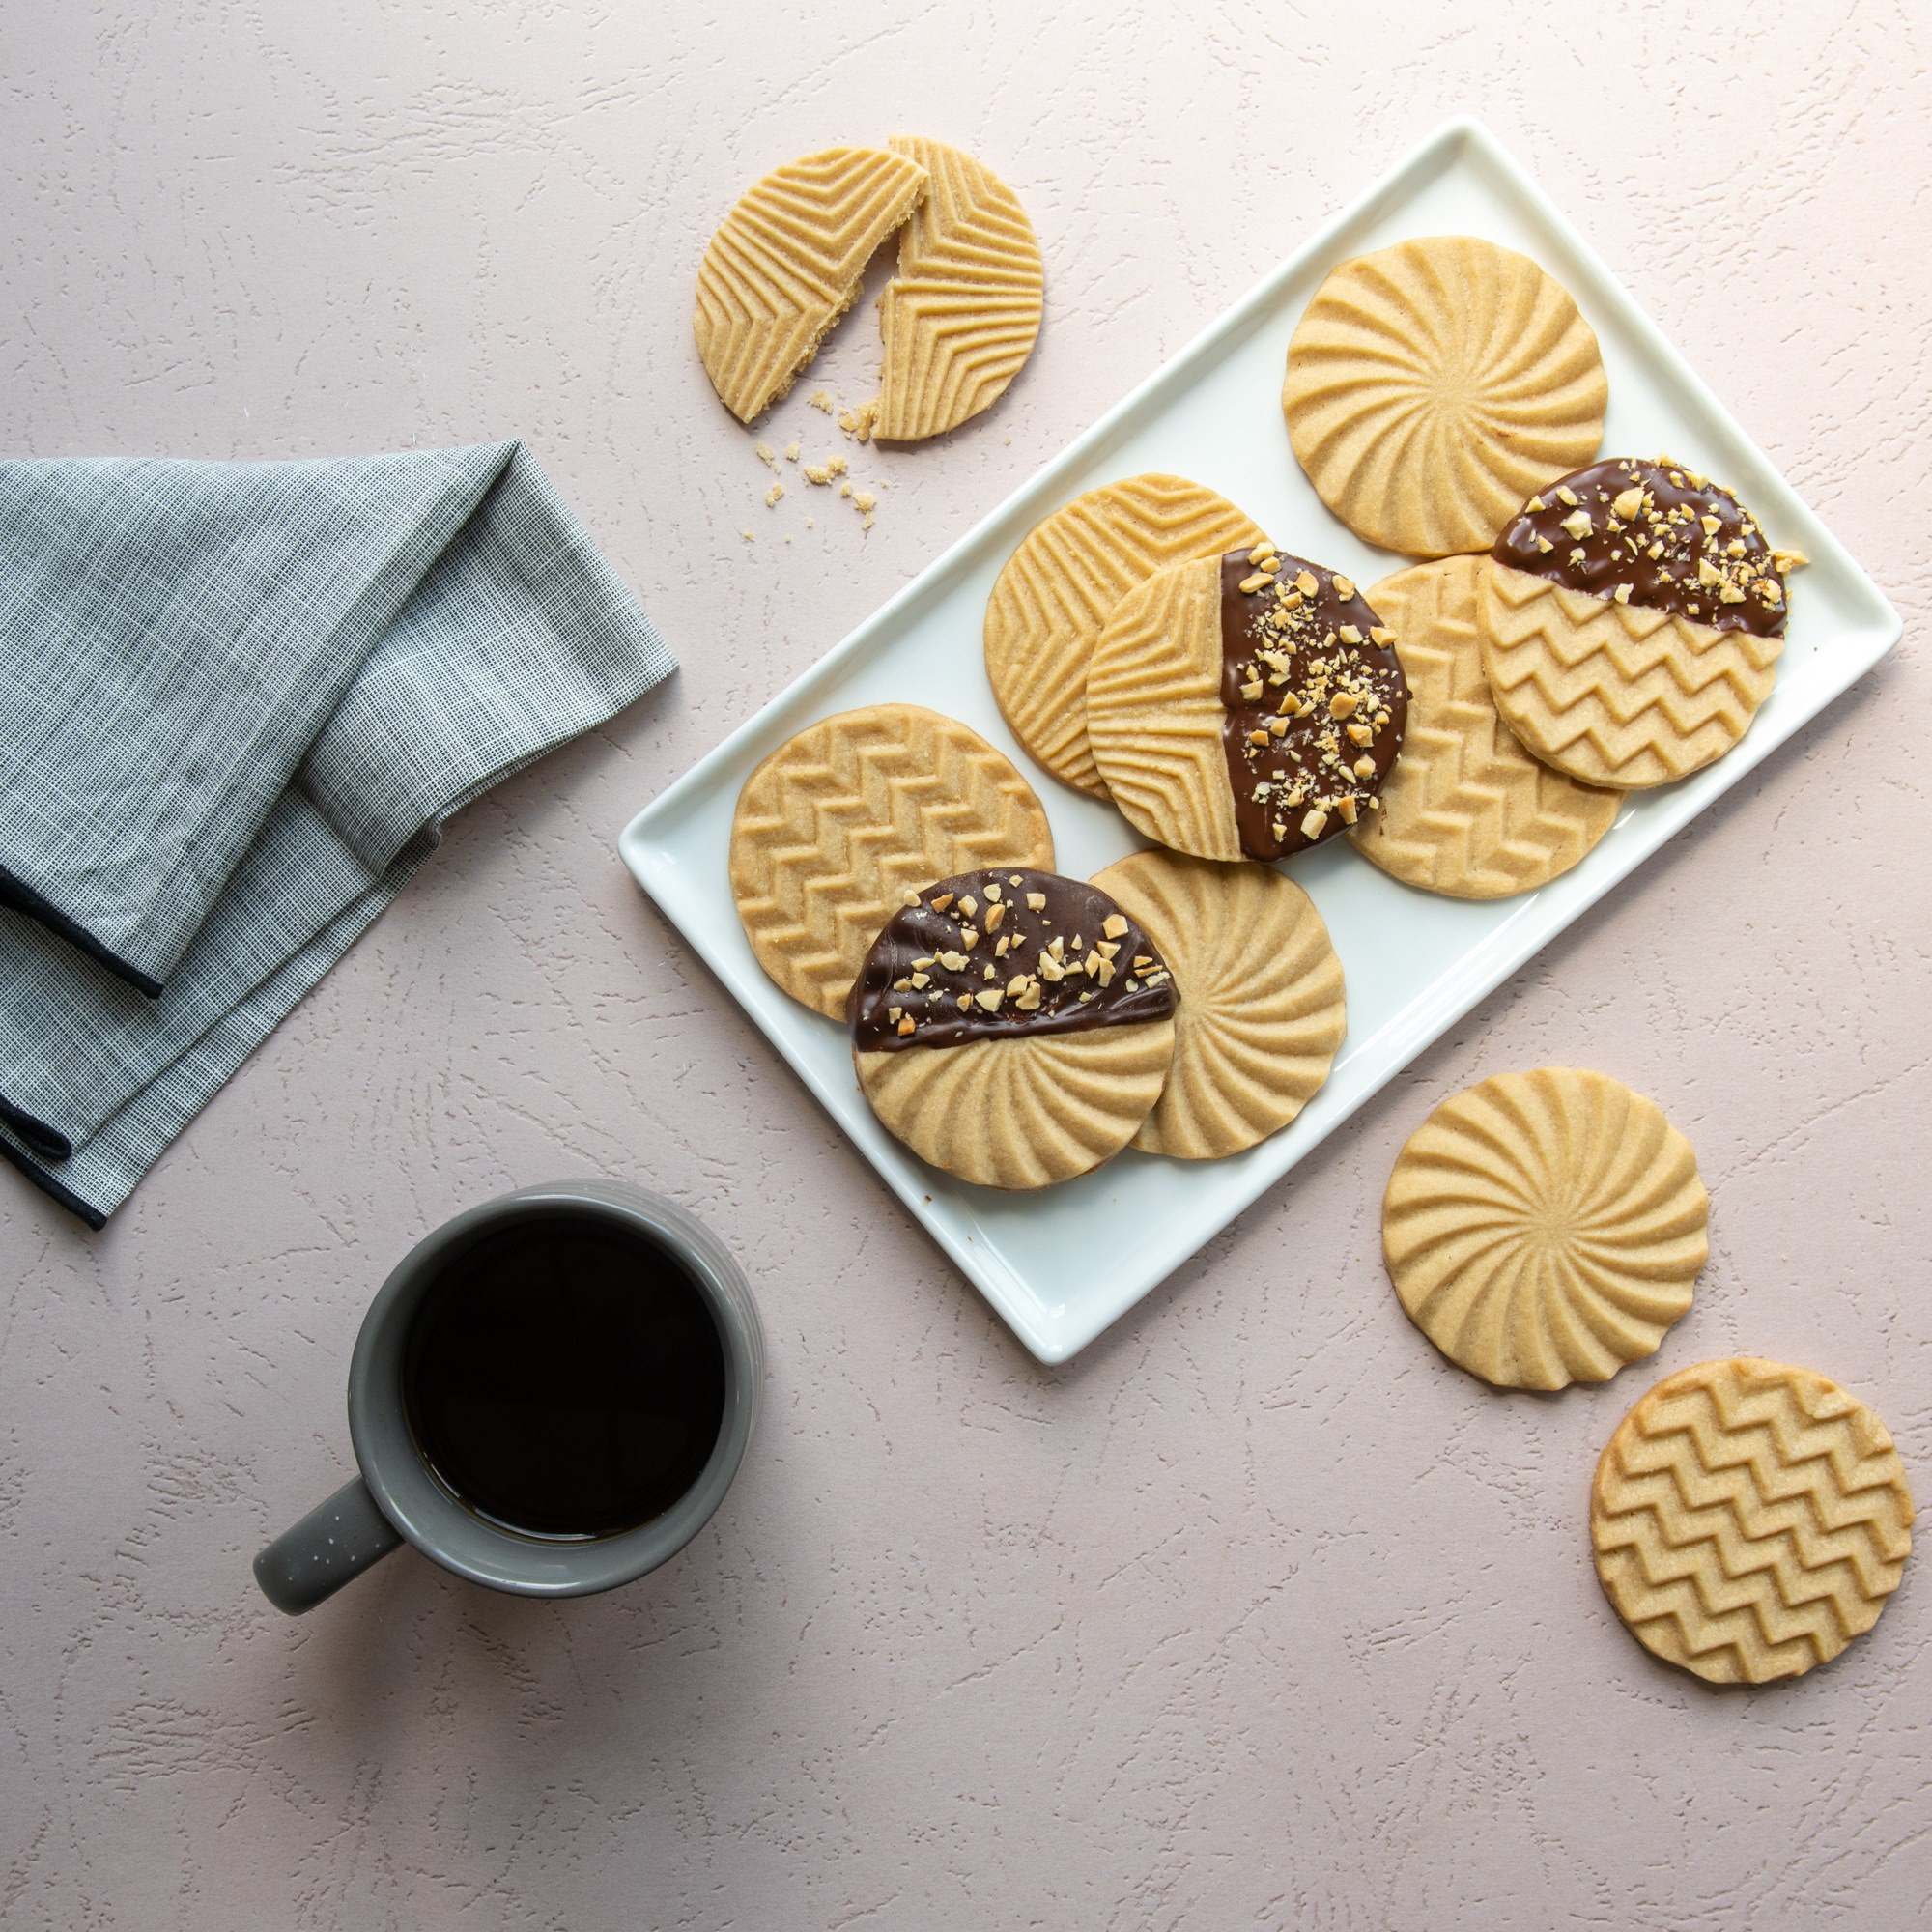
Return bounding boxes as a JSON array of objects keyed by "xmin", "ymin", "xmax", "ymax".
[{"xmin": 618, "ymin": 116, "xmax": 1900, "ymax": 1364}]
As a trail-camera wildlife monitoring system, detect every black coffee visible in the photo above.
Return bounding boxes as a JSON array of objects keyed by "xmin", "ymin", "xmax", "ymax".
[{"xmin": 401, "ymin": 1211, "xmax": 727, "ymax": 1541}]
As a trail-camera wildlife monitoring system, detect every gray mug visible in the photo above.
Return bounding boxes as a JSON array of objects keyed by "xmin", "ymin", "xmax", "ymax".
[{"xmin": 253, "ymin": 1179, "xmax": 762, "ymax": 1614}]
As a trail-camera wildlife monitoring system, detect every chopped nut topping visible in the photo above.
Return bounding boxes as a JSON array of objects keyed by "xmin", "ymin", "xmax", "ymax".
[
  {"xmin": 1300, "ymin": 807, "xmax": 1328, "ymax": 839},
  {"xmin": 1025, "ymin": 892, "xmax": 1046, "ymax": 911},
  {"xmin": 1102, "ymin": 914, "xmax": 1128, "ymax": 939},
  {"xmin": 1239, "ymin": 571, "xmax": 1270, "ymax": 594}
]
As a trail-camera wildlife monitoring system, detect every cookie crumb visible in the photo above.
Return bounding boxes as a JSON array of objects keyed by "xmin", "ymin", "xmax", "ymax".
[
  {"xmin": 853, "ymin": 490, "xmax": 877, "ymax": 514},
  {"xmin": 754, "ymin": 440, "xmax": 776, "ymax": 467},
  {"xmin": 808, "ymin": 389, "xmax": 833, "ymax": 413},
  {"xmin": 765, "ymin": 482, "xmax": 784, "ymax": 507},
  {"xmin": 783, "ymin": 440, "xmax": 801, "ymax": 463}
]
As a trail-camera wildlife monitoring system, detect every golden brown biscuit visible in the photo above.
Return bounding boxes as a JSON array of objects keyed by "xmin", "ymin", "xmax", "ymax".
[
  {"xmin": 1592, "ymin": 1359, "xmax": 1915, "ymax": 1685},
  {"xmin": 729, "ymin": 705, "xmax": 1053, "ymax": 1019},
  {"xmin": 1085, "ymin": 547, "xmax": 1406, "ymax": 863},
  {"xmin": 1092, "ymin": 850, "xmax": 1345, "ymax": 1158},
  {"xmin": 850, "ymin": 867, "xmax": 1177, "ymax": 1188},
  {"xmin": 1382, "ymin": 1068, "xmax": 1706, "ymax": 1391},
  {"xmin": 1282, "ymin": 236, "xmax": 1607, "ymax": 555},
  {"xmin": 1480, "ymin": 457, "xmax": 1793, "ymax": 788},
  {"xmin": 873, "ymin": 136, "xmax": 1043, "ymax": 441},
  {"xmin": 983, "ymin": 475, "xmax": 1264, "ymax": 799},
  {"xmin": 1349, "ymin": 556, "xmax": 1620, "ymax": 896},
  {"xmin": 695, "ymin": 146, "xmax": 927, "ymax": 423}
]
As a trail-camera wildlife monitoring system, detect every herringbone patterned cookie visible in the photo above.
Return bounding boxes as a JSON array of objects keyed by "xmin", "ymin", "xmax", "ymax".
[
  {"xmin": 1592, "ymin": 1359, "xmax": 1915, "ymax": 1685},
  {"xmin": 1350, "ymin": 557, "xmax": 1620, "ymax": 896},
  {"xmin": 873, "ymin": 136, "xmax": 1042, "ymax": 441},
  {"xmin": 1480, "ymin": 560, "xmax": 1783, "ymax": 788},
  {"xmin": 1092, "ymin": 851, "xmax": 1345, "ymax": 1158},
  {"xmin": 1282, "ymin": 236, "xmax": 1606, "ymax": 555},
  {"xmin": 983, "ymin": 475, "xmax": 1263, "ymax": 798},
  {"xmin": 1382, "ymin": 1068, "xmax": 1706, "ymax": 1391},
  {"xmin": 729, "ymin": 705, "xmax": 1053, "ymax": 1019},
  {"xmin": 858, "ymin": 1022, "xmax": 1176, "ymax": 1189},
  {"xmin": 1083, "ymin": 555, "xmax": 1241, "ymax": 860},
  {"xmin": 695, "ymin": 146, "xmax": 928, "ymax": 423}
]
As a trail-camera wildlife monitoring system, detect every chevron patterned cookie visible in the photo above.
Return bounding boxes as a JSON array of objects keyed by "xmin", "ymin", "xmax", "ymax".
[
  {"xmin": 1092, "ymin": 850, "xmax": 1345, "ymax": 1159},
  {"xmin": 983, "ymin": 475, "xmax": 1264, "ymax": 798},
  {"xmin": 1349, "ymin": 556, "xmax": 1620, "ymax": 897},
  {"xmin": 695, "ymin": 146, "xmax": 928, "ymax": 423},
  {"xmin": 873, "ymin": 136, "xmax": 1042, "ymax": 442},
  {"xmin": 1592, "ymin": 1359, "xmax": 1915, "ymax": 1684},
  {"xmin": 1480, "ymin": 457, "xmax": 1796, "ymax": 788},
  {"xmin": 851, "ymin": 868, "xmax": 1177, "ymax": 1188},
  {"xmin": 729, "ymin": 705, "xmax": 1053, "ymax": 1020},
  {"xmin": 1382, "ymin": 1068, "xmax": 1707, "ymax": 1391},
  {"xmin": 1282, "ymin": 236, "xmax": 1606, "ymax": 555},
  {"xmin": 1086, "ymin": 546, "xmax": 1406, "ymax": 862}
]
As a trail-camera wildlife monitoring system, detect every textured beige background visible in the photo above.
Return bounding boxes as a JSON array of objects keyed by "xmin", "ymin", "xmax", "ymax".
[{"xmin": 4, "ymin": 3, "xmax": 1931, "ymax": 1926}]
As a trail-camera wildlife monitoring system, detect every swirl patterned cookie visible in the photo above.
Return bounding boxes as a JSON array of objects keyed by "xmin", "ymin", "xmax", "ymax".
[
  {"xmin": 729, "ymin": 705, "xmax": 1053, "ymax": 1020},
  {"xmin": 850, "ymin": 868, "xmax": 1177, "ymax": 1189},
  {"xmin": 1381, "ymin": 1067, "xmax": 1706, "ymax": 1391},
  {"xmin": 1592, "ymin": 1359, "xmax": 1914, "ymax": 1685},
  {"xmin": 1282, "ymin": 235, "xmax": 1607, "ymax": 556}
]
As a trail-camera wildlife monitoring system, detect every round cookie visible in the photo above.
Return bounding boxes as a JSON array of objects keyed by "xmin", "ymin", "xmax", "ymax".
[
  {"xmin": 1091, "ymin": 850, "xmax": 1345, "ymax": 1159},
  {"xmin": 1381, "ymin": 1068, "xmax": 1706, "ymax": 1391},
  {"xmin": 983, "ymin": 475, "xmax": 1264, "ymax": 798},
  {"xmin": 1349, "ymin": 555, "xmax": 1620, "ymax": 897},
  {"xmin": 695, "ymin": 145, "xmax": 928, "ymax": 423},
  {"xmin": 873, "ymin": 136, "xmax": 1043, "ymax": 442},
  {"xmin": 850, "ymin": 868, "xmax": 1178, "ymax": 1189},
  {"xmin": 1085, "ymin": 544, "xmax": 1406, "ymax": 863},
  {"xmin": 1592, "ymin": 1359, "xmax": 1915, "ymax": 1685},
  {"xmin": 1282, "ymin": 235, "xmax": 1607, "ymax": 556},
  {"xmin": 1480, "ymin": 456, "xmax": 1794, "ymax": 788},
  {"xmin": 730, "ymin": 704, "xmax": 1054, "ymax": 1020}
]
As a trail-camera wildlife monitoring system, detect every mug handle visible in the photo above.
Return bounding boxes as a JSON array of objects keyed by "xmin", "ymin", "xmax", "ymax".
[{"xmin": 253, "ymin": 1476, "xmax": 405, "ymax": 1615}]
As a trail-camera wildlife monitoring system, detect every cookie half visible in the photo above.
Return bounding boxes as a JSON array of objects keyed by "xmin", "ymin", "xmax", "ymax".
[
  {"xmin": 1592, "ymin": 1359, "xmax": 1914, "ymax": 1685},
  {"xmin": 873, "ymin": 136, "xmax": 1042, "ymax": 441},
  {"xmin": 1480, "ymin": 457, "xmax": 1793, "ymax": 788},
  {"xmin": 983, "ymin": 475, "xmax": 1264, "ymax": 799},
  {"xmin": 1091, "ymin": 850, "xmax": 1345, "ymax": 1159},
  {"xmin": 850, "ymin": 868, "xmax": 1177, "ymax": 1188},
  {"xmin": 1382, "ymin": 1068, "xmax": 1706, "ymax": 1391},
  {"xmin": 1282, "ymin": 236, "xmax": 1607, "ymax": 555},
  {"xmin": 1085, "ymin": 546, "xmax": 1407, "ymax": 862},
  {"xmin": 1348, "ymin": 556, "xmax": 1620, "ymax": 897},
  {"xmin": 695, "ymin": 145, "xmax": 928, "ymax": 423},
  {"xmin": 729, "ymin": 704, "xmax": 1053, "ymax": 1020}
]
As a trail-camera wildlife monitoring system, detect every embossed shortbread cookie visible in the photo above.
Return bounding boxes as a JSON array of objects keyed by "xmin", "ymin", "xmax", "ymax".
[
  {"xmin": 1282, "ymin": 236, "xmax": 1607, "ymax": 555},
  {"xmin": 729, "ymin": 705, "xmax": 1053, "ymax": 1020},
  {"xmin": 695, "ymin": 146, "xmax": 928, "ymax": 422},
  {"xmin": 983, "ymin": 475, "xmax": 1264, "ymax": 799},
  {"xmin": 1480, "ymin": 457, "xmax": 1795, "ymax": 788},
  {"xmin": 1592, "ymin": 1358, "xmax": 1915, "ymax": 1684},
  {"xmin": 1091, "ymin": 850, "xmax": 1345, "ymax": 1159},
  {"xmin": 1085, "ymin": 546, "xmax": 1406, "ymax": 862},
  {"xmin": 873, "ymin": 136, "xmax": 1043, "ymax": 441},
  {"xmin": 1349, "ymin": 556, "xmax": 1619, "ymax": 897},
  {"xmin": 1382, "ymin": 1068, "xmax": 1706, "ymax": 1391},
  {"xmin": 850, "ymin": 868, "xmax": 1177, "ymax": 1188}
]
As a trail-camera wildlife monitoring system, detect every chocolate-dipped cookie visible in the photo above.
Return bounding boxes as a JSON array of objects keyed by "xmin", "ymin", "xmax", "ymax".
[
  {"xmin": 850, "ymin": 867, "xmax": 1178, "ymax": 1189},
  {"xmin": 1085, "ymin": 542, "xmax": 1408, "ymax": 863},
  {"xmin": 1480, "ymin": 456, "xmax": 1802, "ymax": 789}
]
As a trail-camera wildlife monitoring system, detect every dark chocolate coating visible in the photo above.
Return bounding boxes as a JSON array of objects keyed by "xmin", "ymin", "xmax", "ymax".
[
  {"xmin": 1491, "ymin": 456, "xmax": 1788, "ymax": 638},
  {"xmin": 850, "ymin": 867, "xmax": 1176, "ymax": 1052},
  {"xmin": 1218, "ymin": 551, "xmax": 1407, "ymax": 863}
]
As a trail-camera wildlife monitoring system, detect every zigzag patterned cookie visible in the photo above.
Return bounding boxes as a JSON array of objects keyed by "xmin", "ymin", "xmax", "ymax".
[
  {"xmin": 873, "ymin": 136, "xmax": 1042, "ymax": 442},
  {"xmin": 1382, "ymin": 1068, "xmax": 1706, "ymax": 1391},
  {"xmin": 729, "ymin": 705, "xmax": 1053, "ymax": 1019},
  {"xmin": 695, "ymin": 146, "xmax": 928, "ymax": 423},
  {"xmin": 1592, "ymin": 1358, "xmax": 1915, "ymax": 1685},
  {"xmin": 1282, "ymin": 236, "xmax": 1606, "ymax": 556},
  {"xmin": 984, "ymin": 475, "xmax": 1263, "ymax": 799},
  {"xmin": 1481, "ymin": 562, "xmax": 1783, "ymax": 789},
  {"xmin": 1092, "ymin": 850, "xmax": 1346, "ymax": 1158},
  {"xmin": 1350, "ymin": 557, "xmax": 1620, "ymax": 896}
]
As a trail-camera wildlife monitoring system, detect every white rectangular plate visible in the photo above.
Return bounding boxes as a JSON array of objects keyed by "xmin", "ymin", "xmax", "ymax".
[{"xmin": 620, "ymin": 117, "xmax": 1899, "ymax": 1364}]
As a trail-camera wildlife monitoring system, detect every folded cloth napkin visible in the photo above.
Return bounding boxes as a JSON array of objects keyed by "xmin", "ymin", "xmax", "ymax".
[{"xmin": 0, "ymin": 441, "xmax": 674, "ymax": 1225}]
